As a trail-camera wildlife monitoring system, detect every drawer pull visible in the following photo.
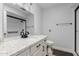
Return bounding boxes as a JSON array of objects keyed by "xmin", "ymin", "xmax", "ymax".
[
  {"xmin": 42, "ymin": 46, "xmax": 45, "ymax": 51},
  {"xmin": 36, "ymin": 44, "xmax": 41, "ymax": 48}
]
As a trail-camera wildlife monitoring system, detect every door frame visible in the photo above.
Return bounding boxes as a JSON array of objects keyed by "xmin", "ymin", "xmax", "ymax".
[{"xmin": 75, "ymin": 5, "xmax": 79, "ymax": 55}]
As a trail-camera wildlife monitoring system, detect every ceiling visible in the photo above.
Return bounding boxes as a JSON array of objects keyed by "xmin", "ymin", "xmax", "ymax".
[
  {"xmin": 37, "ymin": 3, "xmax": 78, "ymax": 9},
  {"xmin": 37, "ymin": 3, "xmax": 61, "ymax": 9}
]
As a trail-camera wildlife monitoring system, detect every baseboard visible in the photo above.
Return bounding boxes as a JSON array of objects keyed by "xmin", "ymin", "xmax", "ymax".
[{"xmin": 52, "ymin": 46, "xmax": 77, "ymax": 56}]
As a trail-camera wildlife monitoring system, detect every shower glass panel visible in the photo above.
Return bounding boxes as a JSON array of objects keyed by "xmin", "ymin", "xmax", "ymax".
[{"xmin": 77, "ymin": 8, "xmax": 79, "ymax": 55}]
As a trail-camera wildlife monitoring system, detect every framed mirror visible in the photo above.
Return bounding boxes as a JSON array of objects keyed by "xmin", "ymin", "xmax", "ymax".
[{"xmin": 3, "ymin": 10, "xmax": 26, "ymax": 38}]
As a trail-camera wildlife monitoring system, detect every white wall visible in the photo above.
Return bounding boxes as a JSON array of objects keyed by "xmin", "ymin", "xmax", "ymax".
[
  {"xmin": 0, "ymin": 4, "xmax": 3, "ymax": 41},
  {"xmin": 25, "ymin": 3, "xmax": 43, "ymax": 35},
  {"xmin": 32, "ymin": 4, "xmax": 43, "ymax": 35},
  {"xmin": 42, "ymin": 4, "xmax": 78, "ymax": 53},
  {"xmin": 26, "ymin": 15, "xmax": 34, "ymax": 35}
]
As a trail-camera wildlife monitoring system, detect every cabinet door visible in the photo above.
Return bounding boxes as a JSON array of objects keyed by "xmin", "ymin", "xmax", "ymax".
[
  {"xmin": 32, "ymin": 46, "xmax": 43, "ymax": 56},
  {"xmin": 31, "ymin": 40, "xmax": 47, "ymax": 56},
  {"xmin": 31, "ymin": 41, "xmax": 43, "ymax": 55},
  {"xmin": 42, "ymin": 42, "xmax": 47, "ymax": 56},
  {"xmin": 32, "ymin": 44, "xmax": 47, "ymax": 56}
]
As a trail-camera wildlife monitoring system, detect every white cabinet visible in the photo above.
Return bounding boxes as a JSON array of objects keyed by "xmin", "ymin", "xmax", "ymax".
[
  {"xmin": 32, "ymin": 46, "xmax": 43, "ymax": 56},
  {"xmin": 31, "ymin": 40, "xmax": 47, "ymax": 56},
  {"xmin": 11, "ymin": 39, "xmax": 47, "ymax": 56},
  {"xmin": 31, "ymin": 41, "xmax": 43, "ymax": 55},
  {"xmin": 42, "ymin": 40, "xmax": 47, "ymax": 56}
]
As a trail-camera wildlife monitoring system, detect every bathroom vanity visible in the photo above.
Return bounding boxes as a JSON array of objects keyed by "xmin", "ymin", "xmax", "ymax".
[{"xmin": 0, "ymin": 35, "xmax": 47, "ymax": 56}]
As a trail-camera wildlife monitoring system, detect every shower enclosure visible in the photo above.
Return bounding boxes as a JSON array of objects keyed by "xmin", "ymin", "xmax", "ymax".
[{"xmin": 75, "ymin": 5, "xmax": 79, "ymax": 55}]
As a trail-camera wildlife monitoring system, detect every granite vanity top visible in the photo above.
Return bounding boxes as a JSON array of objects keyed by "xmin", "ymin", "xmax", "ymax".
[{"xmin": 0, "ymin": 35, "xmax": 47, "ymax": 56}]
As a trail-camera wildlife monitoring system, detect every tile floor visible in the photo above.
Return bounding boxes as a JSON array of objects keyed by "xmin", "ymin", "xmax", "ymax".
[{"xmin": 47, "ymin": 48, "xmax": 73, "ymax": 56}]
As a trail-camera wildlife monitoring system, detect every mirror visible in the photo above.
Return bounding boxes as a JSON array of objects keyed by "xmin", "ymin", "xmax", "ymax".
[
  {"xmin": 3, "ymin": 4, "xmax": 34, "ymax": 38},
  {"xmin": 4, "ymin": 11, "xmax": 26, "ymax": 37}
]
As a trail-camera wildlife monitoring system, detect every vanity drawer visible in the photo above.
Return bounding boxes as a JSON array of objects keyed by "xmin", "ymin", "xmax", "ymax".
[
  {"xmin": 31, "ymin": 41, "xmax": 43, "ymax": 55},
  {"xmin": 32, "ymin": 46, "xmax": 43, "ymax": 56}
]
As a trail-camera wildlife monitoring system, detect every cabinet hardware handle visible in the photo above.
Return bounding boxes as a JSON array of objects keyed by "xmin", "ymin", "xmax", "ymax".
[
  {"xmin": 36, "ymin": 44, "xmax": 41, "ymax": 48},
  {"xmin": 20, "ymin": 7, "xmax": 26, "ymax": 11},
  {"xmin": 42, "ymin": 46, "xmax": 45, "ymax": 51}
]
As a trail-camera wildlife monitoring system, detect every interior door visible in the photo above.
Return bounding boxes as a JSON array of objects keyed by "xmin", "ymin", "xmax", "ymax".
[{"xmin": 77, "ymin": 9, "xmax": 79, "ymax": 54}]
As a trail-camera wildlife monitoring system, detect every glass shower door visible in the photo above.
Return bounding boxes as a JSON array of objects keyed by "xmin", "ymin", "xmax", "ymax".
[{"xmin": 77, "ymin": 9, "xmax": 79, "ymax": 55}]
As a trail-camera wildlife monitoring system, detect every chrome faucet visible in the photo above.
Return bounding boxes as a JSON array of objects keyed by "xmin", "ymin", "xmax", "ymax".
[{"xmin": 20, "ymin": 29, "xmax": 29, "ymax": 38}]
